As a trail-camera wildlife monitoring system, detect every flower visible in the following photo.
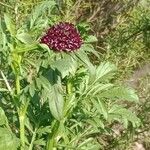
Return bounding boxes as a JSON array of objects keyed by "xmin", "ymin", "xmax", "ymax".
[{"xmin": 40, "ymin": 22, "xmax": 82, "ymax": 52}]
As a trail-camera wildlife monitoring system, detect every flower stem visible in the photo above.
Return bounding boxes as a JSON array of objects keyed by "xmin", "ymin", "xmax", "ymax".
[
  {"xmin": 16, "ymin": 75, "xmax": 20, "ymax": 94},
  {"xmin": 19, "ymin": 115, "xmax": 25, "ymax": 150},
  {"xmin": 47, "ymin": 120, "xmax": 60, "ymax": 150},
  {"xmin": 15, "ymin": 74, "xmax": 25, "ymax": 150}
]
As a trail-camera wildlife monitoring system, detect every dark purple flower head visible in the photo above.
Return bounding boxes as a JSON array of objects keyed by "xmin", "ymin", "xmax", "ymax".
[{"xmin": 40, "ymin": 22, "xmax": 82, "ymax": 52}]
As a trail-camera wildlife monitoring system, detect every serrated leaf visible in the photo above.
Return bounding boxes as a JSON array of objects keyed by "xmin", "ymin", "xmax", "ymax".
[
  {"xmin": 109, "ymin": 105, "xmax": 141, "ymax": 127},
  {"xmin": 100, "ymin": 86, "xmax": 139, "ymax": 102}
]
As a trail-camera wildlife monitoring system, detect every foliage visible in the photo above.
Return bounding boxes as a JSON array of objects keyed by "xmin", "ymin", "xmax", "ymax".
[{"xmin": 0, "ymin": 0, "xmax": 144, "ymax": 150}]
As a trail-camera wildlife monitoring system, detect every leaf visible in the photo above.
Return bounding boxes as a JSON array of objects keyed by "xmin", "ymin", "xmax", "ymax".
[
  {"xmin": 39, "ymin": 43, "xmax": 53, "ymax": 54},
  {"xmin": 37, "ymin": 126, "xmax": 51, "ymax": 137},
  {"xmin": 48, "ymin": 85, "xmax": 64, "ymax": 120},
  {"xmin": 86, "ymin": 83, "xmax": 113, "ymax": 96},
  {"xmin": 80, "ymin": 44, "xmax": 99, "ymax": 58},
  {"xmin": 33, "ymin": 138, "xmax": 46, "ymax": 146},
  {"xmin": 37, "ymin": 75, "xmax": 52, "ymax": 90},
  {"xmin": 75, "ymin": 49, "xmax": 95, "ymax": 77},
  {"xmin": 15, "ymin": 44, "xmax": 38, "ymax": 53},
  {"xmin": 29, "ymin": 1, "xmax": 56, "ymax": 29},
  {"xmin": 94, "ymin": 98, "xmax": 108, "ymax": 120},
  {"xmin": 16, "ymin": 33, "xmax": 33, "ymax": 44},
  {"xmin": 77, "ymin": 138, "xmax": 94, "ymax": 148},
  {"xmin": 4, "ymin": 14, "xmax": 15, "ymax": 36},
  {"xmin": 100, "ymin": 86, "xmax": 139, "ymax": 103},
  {"xmin": 85, "ymin": 35, "xmax": 98, "ymax": 43},
  {"xmin": 51, "ymin": 57, "xmax": 77, "ymax": 78},
  {"xmin": 0, "ymin": 127, "xmax": 19, "ymax": 150},
  {"xmin": 109, "ymin": 105, "xmax": 141, "ymax": 127},
  {"xmin": 0, "ymin": 107, "xmax": 9, "ymax": 126},
  {"xmin": 29, "ymin": 83, "xmax": 35, "ymax": 97},
  {"xmin": 0, "ymin": 88, "xmax": 8, "ymax": 92},
  {"xmin": 96, "ymin": 62, "xmax": 117, "ymax": 81},
  {"xmin": 86, "ymin": 117, "xmax": 104, "ymax": 129}
]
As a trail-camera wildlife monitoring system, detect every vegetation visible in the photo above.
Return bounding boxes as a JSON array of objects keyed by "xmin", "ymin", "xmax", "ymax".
[{"xmin": 0, "ymin": 0, "xmax": 149, "ymax": 150}]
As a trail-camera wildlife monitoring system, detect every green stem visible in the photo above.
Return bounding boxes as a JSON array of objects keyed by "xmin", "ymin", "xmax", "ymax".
[
  {"xmin": 15, "ymin": 74, "xmax": 25, "ymax": 150},
  {"xmin": 16, "ymin": 73, "xmax": 27, "ymax": 150},
  {"xmin": 66, "ymin": 78, "xmax": 72, "ymax": 95},
  {"xmin": 28, "ymin": 128, "xmax": 37, "ymax": 150},
  {"xmin": 19, "ymin": 115, "xmax": 25, "ymax": 150},
  {"xmin": 16, "ymin": 75, "xmax": 20, "ymax": 94},
  {"xmin": 46, "ymin": 121, "xmax": 60, "ymax": 150}
]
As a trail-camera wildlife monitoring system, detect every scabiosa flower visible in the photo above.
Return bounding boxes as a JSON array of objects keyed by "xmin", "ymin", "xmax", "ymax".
[{"xmin": 40, "ymin": 22, "xmax": 82, "ymax": 52}]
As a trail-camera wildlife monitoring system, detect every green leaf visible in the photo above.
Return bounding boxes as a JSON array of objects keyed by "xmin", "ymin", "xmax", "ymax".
[
  {"xmin": 100, "ymin": 86, "xmax": 139, "ymax": 102},
  {"xmin": 48, "ymin": 85, "xmax": 64, "ymax": 120},
  {"xmin": 85, "ymin": 35, "xmax": 98, "ymax": 43},
  {"xmin": 4, "ymin": 13, "xmax": 15, "ymax": 36},
  {"xmin": 51, "ymin": 57, "xmax": 77, "ymax": 78},
  {"xmin": 0, "ymin": 107, "xmax": 9, "ymax": 126},
  {"xmin": 96, "ymin": 62, "xmax": 117, "ymax": 81},
  {"xmin": 81, "ymin": 44, "xmax": 99, "ymax": 58},
  {"xmin": 37, "ymin": 126, "xmax": 51, "ymax": 137},
  {"xmin": 15, "ymin": 44, "xmax": 38, "ymax": 53},
  {"xmin": 94, "ymin": 98, "xmax": 108, "ymax": 120},
  {"xmin": 16, "ymin": 33, "xmax": 33, "ymax": 44},
  {"xmin": 86, "ymin": 117, "xmax": 104, "ymax": 129},
  {"xmin": 29, "ymin": 1, "xmax": 56, "ymax": 29},
  {"xmin": 29, "ymin": 83, "xmax": 35, "ymax": 97},
  {"xmin": 33, "ymin": 138, "xmax": 46, "ymax": 146},
  {"xmin": 75, "ymin": 49, "xmax": 95, "ymax": 77},
  {"xmin": 0, "ymin": 88, "xmax": 8, "ymax": 92},
  {"xmin": 37, "ymin": 75, "xmax": 52, "ymax": 90},
  {"xmin": 109, "ymin": 105, "xmax": 141, "ymax": 127},
  {"xmin": 86, "ymin": 83, "xmax": 113, "ymax": 96},
  {"xmin": 0, "ymin": 127, "xmax": 19, "ymax": 150}
]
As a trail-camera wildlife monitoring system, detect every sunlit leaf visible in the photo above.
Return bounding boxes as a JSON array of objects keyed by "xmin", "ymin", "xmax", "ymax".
[
  {"xmin": 85, "ymin": 35, "xmax": 98, "ymax": 43},
  {"xmin": 16, "ymin": 33, "xmax": 33, "ymax": 44}
]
